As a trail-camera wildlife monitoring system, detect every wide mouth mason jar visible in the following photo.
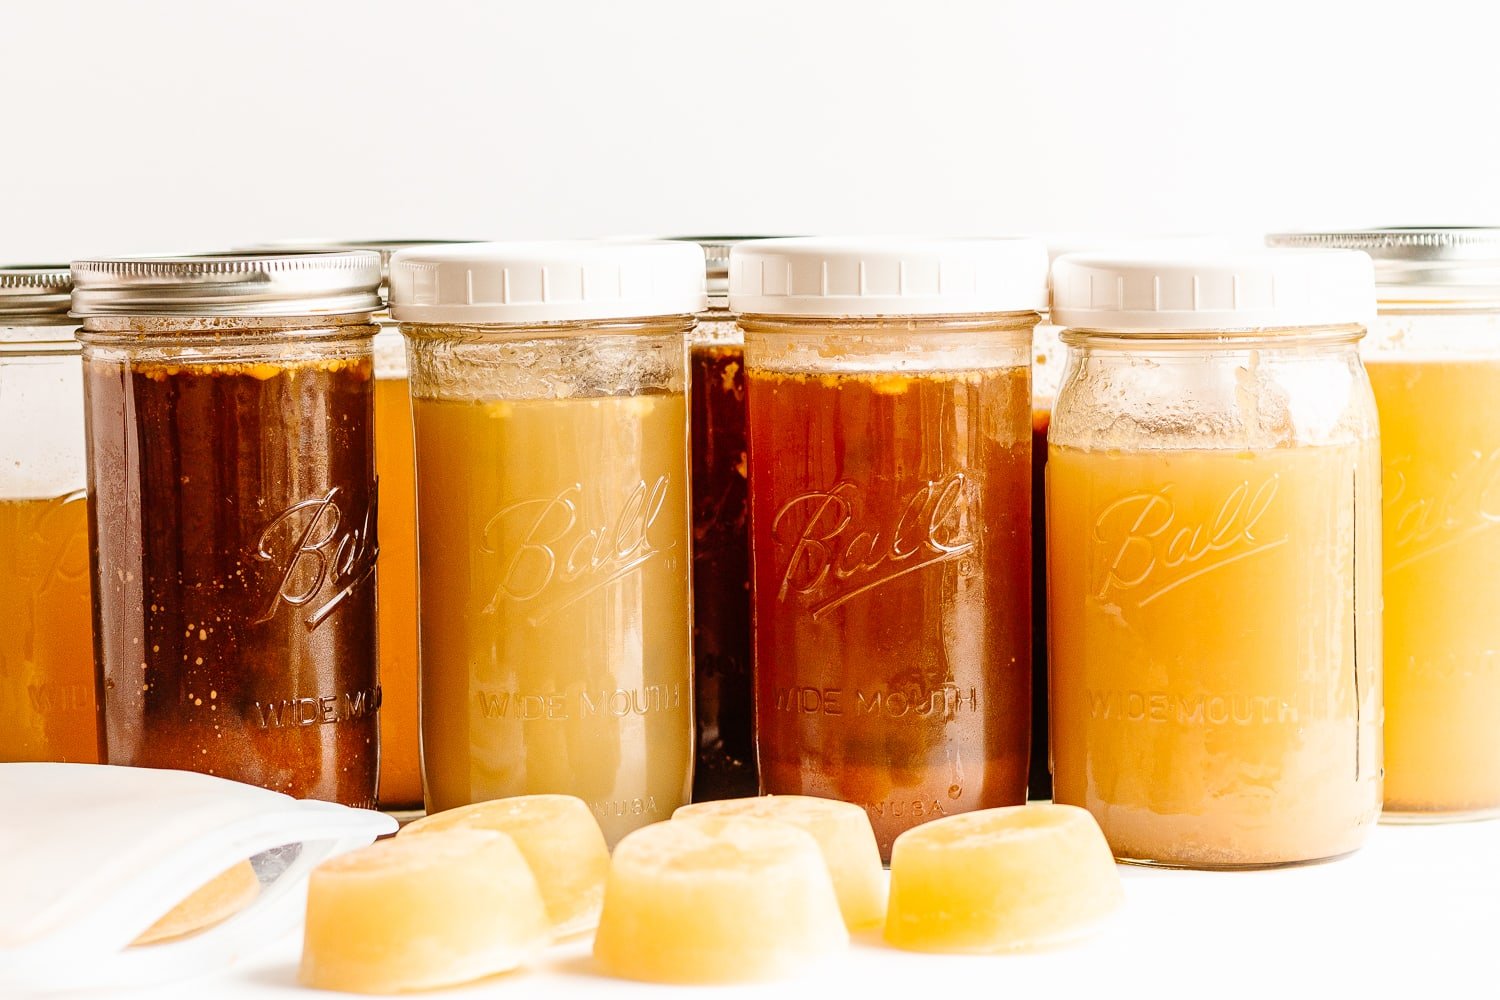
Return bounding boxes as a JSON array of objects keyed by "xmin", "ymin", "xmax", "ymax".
[
  {"xmin": 390, "ymin": 240, "xmax": 704, "ymax": 846},
  {"xmin": 1269, "ymin": 227, "xmax": 1500, "ymax": 823},
  {"xmin": 729, "ymin": 236, "xmax": 1047, "ymax": 859},
  {"xmin": 1048, "ymin": 247, "xmax": 1383, "ymax": 868},
  {"xmin": 242, "ymin": 238, "xmax": 480, "ymax": 813},
  {"xmin": 72, "ymin": 252, "xmax": 383, "ymax": 806},
  {"xmin": 0, "ymin": 267, "xmax": 97, "ymax": 765}
]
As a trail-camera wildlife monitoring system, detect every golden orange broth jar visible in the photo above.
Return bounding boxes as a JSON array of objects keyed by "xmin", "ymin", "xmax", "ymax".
[
  {"xmin": 1271, "ymin": 228, "xmax": 1500, "ymax": 821},
  {"xmin": 0, "ymin": 267, "xmax": 97, "ymax": 764},
  {"xmin": 1047, "ymin": 247, "xmax": 1383, "ymax": 868},
  {"xmin": 731, "ymin": 237, "xmax": 1047, "ymax": 859}
]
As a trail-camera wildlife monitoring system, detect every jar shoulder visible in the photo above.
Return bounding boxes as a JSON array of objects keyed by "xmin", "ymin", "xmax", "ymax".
[{"xmin": 1050, "ymin": 345, "xmax": 1379, "ymax": 451}]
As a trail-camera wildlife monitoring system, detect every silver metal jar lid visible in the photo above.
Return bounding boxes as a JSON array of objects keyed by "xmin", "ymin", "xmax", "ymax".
[
  {"xmin": 0, "ymin": 266, "xmax": 72, "ymax": 321},
  {"xmin": 1266, "ymin": 228, "xmax": 1500, "ymax": 292},
  {"xmin": 70, "ymin": 251, "xmax": 384, "ymax": 318}
]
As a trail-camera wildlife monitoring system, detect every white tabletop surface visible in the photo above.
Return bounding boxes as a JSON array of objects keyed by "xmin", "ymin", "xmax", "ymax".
[{"xmin": 44, "ymin": 818, "xmax": 1499, "ymax": 1000}]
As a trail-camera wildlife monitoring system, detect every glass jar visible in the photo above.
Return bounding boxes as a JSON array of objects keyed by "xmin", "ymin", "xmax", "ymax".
[
  {"xmin": 72, "ymin": 252, "xmax": 383, "ymax": 806},
  {"xmin": 242, "ymin": 238, "xmax": 479, "ymax": 812},
  {"xmin": 1270, "ymin": 228, "xmax": 1500, "ymax": 821},
  {"xmin": 0, "ymin": 267, "xmax": 97, "ymax": 763},
  {"xmin": 1047, "ymin": 248, "xmax": 1383, "ymax": 868},
  {"xmin": 390, "ymin": 241, "xmax": 703, "ymax": 846},
  {"xmin": 1029, "ymin": 300, "xmax": 1065, "ymax": 801},
  {"xmin": 730, "ymin": 237, "xmax": 1046, "ymax": 858},
  {"xmin": 673, "ymin": 236, "xmax": 762, "ymax": 803}
]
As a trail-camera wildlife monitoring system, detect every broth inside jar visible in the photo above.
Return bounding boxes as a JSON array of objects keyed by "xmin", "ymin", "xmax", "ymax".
[
  {"xmin": 85, "ymin": 352, "xmax": 379, "ymax": 806},
  {"xmin": 1368, "ymin": 357, "xmax": 1500, "ymax": 817},
  {"xmin": 1047, "ymin": 442, "xmax": 1382, "ymax": 867},
  {"xmin": 375, "ymin": 374, "xmax": 423, "ymax": 809},
  {"xmin": 749, "ymin": 364, "xmax": 1032, "ymax": 857},
  {"xmin": 1030, "ymin": 405, "xmax": 1051, "ymax": 799},
  {"xmin": 689, "ymin": 341, "xmax": 755, "ymax": 801},
  {"xmin": 0, "ymin": 493, "xmax": 98, "ymax": 762},
  {"xmin": 413, "ymin": 391, "xmax": 693, "ymax": 846}
]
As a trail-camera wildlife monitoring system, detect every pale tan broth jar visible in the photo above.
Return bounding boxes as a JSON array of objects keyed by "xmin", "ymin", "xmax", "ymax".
[{"xmin": 390, "ymin": 240, "xmax": 705, "ymax": 847}]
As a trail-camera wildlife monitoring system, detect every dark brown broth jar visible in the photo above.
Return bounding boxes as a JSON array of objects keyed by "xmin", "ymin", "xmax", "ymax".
[
  {"xmin": 674, "ymin": 237, "xmax": 760, "ymax": 802},
  {"xmin": 72, "ymin": 252, "xmax": 383, "ymax": 806}
]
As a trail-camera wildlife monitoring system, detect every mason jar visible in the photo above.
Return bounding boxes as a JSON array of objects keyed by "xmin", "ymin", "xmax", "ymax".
[
  {"xmin": 1270, "ymin": 227, "xmax": 1500, "ymax": 822},
  {"xmin": 730, "ymin": 237, "xmax": 1047, "ymax": 859},
  {"xmin": 1028, "ymin": 282, "xmax": 1065, "ymax": 802},
  {"xmin": 671, "ymin": 236, "xmax": 762, "ymax": 803},
  {"xmin": 1047, "ymin": 247, "xmax": 1383, "ymax": 868},
  {"xmin": 0, "ymin": 267, "xmax": 97, "ymax": 764},
  {"xmin": 243, "ymin": 238, "xmax": 480, "ymax": 812},
  {"xmin": 72, "ymin": 252, "xmax": 383, "ymax": 806},
  {"xmin": 390, "ymin": 241, "xmax": 703, "ymax": 846}
]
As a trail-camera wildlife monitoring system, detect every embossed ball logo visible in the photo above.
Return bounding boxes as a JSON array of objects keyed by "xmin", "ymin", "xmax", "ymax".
[{"xmin": 770, "ymin": 471, "xmax": 980, "ymax": 619}]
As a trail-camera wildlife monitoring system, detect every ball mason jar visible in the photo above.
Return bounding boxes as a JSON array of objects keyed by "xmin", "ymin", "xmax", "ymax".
[
  {"xmin": 242, "ymin": 239, "xmax": 478, "ymax": 811},
  {"xmin": 390, "ymin": 241, "xmax": 703, "ymax": 846},
  {"xmin": 72, "ymin": 252, "xmax": 383, "ymax": 806},
  {"xmin": 730, "ymin": 237, "xmax": 1047, "ymax": 859},
  {"xmin": 1270, "ymin": 227, "xmax": 1500, "ymax": 821},
  {"xmin": 0, "ymin": 267, "xmax": 97, "ymax": 763},
  {"xmin": 1048, "ymin": 248, "xmax": 1383, "ymax": 868}
]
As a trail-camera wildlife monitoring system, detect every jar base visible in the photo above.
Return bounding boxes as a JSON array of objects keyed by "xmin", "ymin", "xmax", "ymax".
[
  {"xmin": 1380, "ymin": 805, "xmax": 1500, "ymax": 825},
  {"xmin": 1112, "ymin": 848, "xmax": 1360, "ymax": 872}
]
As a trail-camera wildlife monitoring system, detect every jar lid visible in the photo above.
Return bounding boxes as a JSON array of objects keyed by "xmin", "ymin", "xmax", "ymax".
[
  {"xmin": 728, "ymin": 237, "xmax": 1048, "ymax": 318},
  {"xmin": 1265, "ymin": 228, "xmax": 1500, "ymax": 297},
  {"xmin": 69, "ymin": 252, "xmax": 383, "ymax": 318},
  {"xmin": 1050, "ymin": 247, "xmax": 1375, "ymax": 331},
  {"xmin": 0, "ymin": 266, "xmax": 72, "ymax": 322},
  {"xmin": 388, "ymin": 241, "xmax": 707, "ymax": 324}
]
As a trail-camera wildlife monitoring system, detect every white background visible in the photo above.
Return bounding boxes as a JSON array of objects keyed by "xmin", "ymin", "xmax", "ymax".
[{"xmin": 2, "ymin": 0, "xmax": 1499, "ymax": 261}]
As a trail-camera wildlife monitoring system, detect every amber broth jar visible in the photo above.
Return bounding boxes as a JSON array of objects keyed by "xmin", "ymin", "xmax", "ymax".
[
  {"xmin": 0, "ymin": 267, "xmax": 98, "ymax": 764},
  {"xmin": 1048, "ymin": 248, "xmax": 1383, "ymax": 868},
  {"xmin": 72, "ymin": 252, "xmax": 383, "ymax": 806},
  {"xmin": 731, "ymin": 237, "xmax": 1047, "ymax": 858}
]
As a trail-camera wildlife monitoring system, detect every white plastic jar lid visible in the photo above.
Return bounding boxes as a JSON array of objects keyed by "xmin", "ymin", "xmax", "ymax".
[
  {"xmin": 1050, "ymin": 246, "xmax": 1375, "ymax": 331},
  {"xmin": 727, "ymin": 236, "xmax": 1049, "ymax": 318},
  {"xmin": 388, "ymin": 240, "xmax": 707, "ymax": 325}
]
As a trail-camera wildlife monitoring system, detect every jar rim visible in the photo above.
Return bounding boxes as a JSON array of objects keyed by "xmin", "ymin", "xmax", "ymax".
[
  {"xmin": 736, "ymin": 309, "xmax": 1042, "ymax": 328},
  {"xmin": 397, "ymin": 314, "xmax": 698, "ymax": 341},
  {"xmin": 70, "ymin": 252, "xmax": 383, "ymax": 319},
  {"xmin": 1058, "ymin": 323, "xmax": 1365, "ymax": 347}
]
